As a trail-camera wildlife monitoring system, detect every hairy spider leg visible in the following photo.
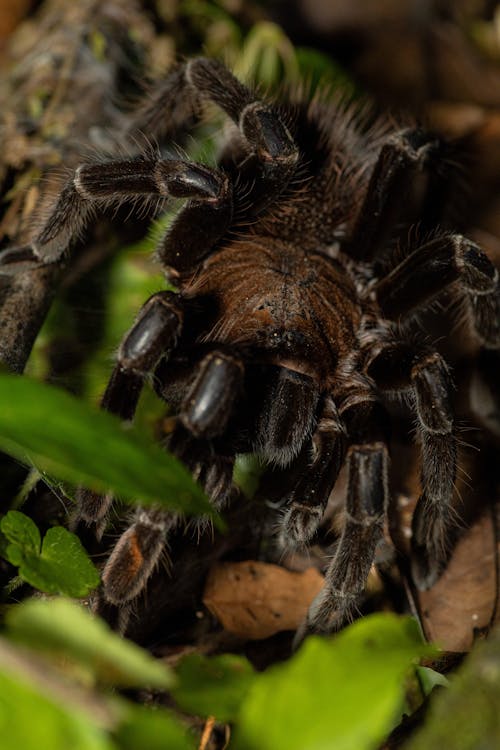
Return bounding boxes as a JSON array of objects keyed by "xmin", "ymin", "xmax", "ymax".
[
  {"xmin": 167, "ymin": 348, "xmax": 244, "ymax": 509},
  {"xmin": 252, "ymin": 367, "xmax": 320, "ymax": 466},
  {"xmin": 75, "ymin": 290, "xmax": 183, "ymax": 531},
  {"xmin": 0, "ymin": 57, "xmax": 300, "ymax": 277},
  {"xmin": 168, "ymin": 427, "xmax": 236, "ymax": 511},
  {"xmin": 375, "ymin": 232, "xmax": 500, "ymax": 347},
  {"xmin": 295, "ymin": 394, "xmax": 389, "ymax": 643},
  {"xmin": 347, "ymin": 128, "xmax": 442, "ymax": 261},
  {"xmin": 280, "ymin": 395, "xmax": 346, "ymax": 546},
  {"xmin": 410, "ymin": 354, "xmax": 457, "ymax": 587},
  {"xmin": 100, "ymin": 507, "xmax": 182, "ymax": 609},
  {"xmin": 0, "ymin": 159, "xmax": 233, "ymax": 271},
  {"xmin": 178, "ymin": 349, "xmax": 244, "ymax": 438},
  {"xmin": 367, "ymin": 342, "xmax": 457, "ymax": 588},
  {"xmin": 98, "ymin": 347, "xmax": 244, "ymax": 607},
  {"xmin": 131, "ymin": 57, "xmax": 299, "ymax": 215}
]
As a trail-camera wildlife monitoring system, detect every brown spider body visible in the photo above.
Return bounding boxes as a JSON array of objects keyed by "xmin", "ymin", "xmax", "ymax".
[
  {"xmin": 184, "ymin": 238, "xmax": 361, "ymax": 380},
  {"xmin": 2, "ymin": 58, "xmax": 499, "ymax": 637}
]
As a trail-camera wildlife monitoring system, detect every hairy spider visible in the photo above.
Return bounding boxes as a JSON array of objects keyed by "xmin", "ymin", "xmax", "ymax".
[{"xmin": 2, "ymin": 58, "xmax": 499, "ymax": 637}]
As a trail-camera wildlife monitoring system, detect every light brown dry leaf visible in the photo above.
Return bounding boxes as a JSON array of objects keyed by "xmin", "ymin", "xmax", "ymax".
[
  {"xmin": 203, "ymin": 560, "xmax": 324, "ymax": 640},
  {"xmin": 417, "ymin": 509, "xmax": 499, "ymax": 652}
]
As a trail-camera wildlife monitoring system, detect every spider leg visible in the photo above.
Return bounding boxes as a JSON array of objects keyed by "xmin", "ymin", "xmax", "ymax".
[
  {"xmin": 347, "ymin": 129, "xmax": 440, "ymax": 261},
  {"xmin": 280, "ymin": 395, "xmax": 346, "ymax": 546},
  {"xmin": 131, "ymin": 58, "xmax": 299, "ymax": 209},
  {"xmin": 367, "ymin": 342, "xmax": 457, "ymax": 588},
  {"xmin": 178, "ymin": 349, "xmax": 244, "ymax": 439},
  {"xmin": 76, "ymin": 290, "xmax": 183, "ymax": 528},
  {"xmin": 296, "ymin": 396, "xmax": 389, "ymax": 642},
  {"xmin": 99, "ymin": 348, "xmax": 243, "ymax": 607},
  {"xmin": 101, "ymin": 507, "xmax": 181, "ymax": 606},
  {"xmin": 374, "ymin": 232, "xmax": 500, "ymax": 348},
  {"xmin": 169, "ymin": 347, "xmax": 244, "ymax": 510},
  {"xmin": 411, "ymin": 355, "xmax": 457, "ymax": 588},
  {"xmin": 252, "ymin": 366, "xmax": 320, "ymax": 466},
  {"xmin": 0, "ymin": 158, "xmax": 232, "ymax": 271}
]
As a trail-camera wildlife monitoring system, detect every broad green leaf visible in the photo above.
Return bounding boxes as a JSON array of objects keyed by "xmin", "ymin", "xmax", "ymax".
[
  {"xmin": 0, "ymin": 374, "xmax": 213, "ymax": 518},
  {"xmin": 6, "ymin": 598, "xmax": 174, "ymax": 689},
  {"xmin": 173, "ymin": 653, "xmax": 255, "ymax": 722},
  {"xmin": 113, "ymin": 706, "xmax": 195, "ymax": 750},
  {"xmin": 233, "ymin": 614, "xmax": 436, "ymax": 750},
  {"xmin": 0, "ymin": 669, "xmax": 114, "ymax": 750}
]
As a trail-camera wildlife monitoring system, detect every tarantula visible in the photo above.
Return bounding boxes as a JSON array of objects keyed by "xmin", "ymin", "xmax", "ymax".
[{"xmin": 2, "ymin": 58, "xmax": 499, "ymax": 636}]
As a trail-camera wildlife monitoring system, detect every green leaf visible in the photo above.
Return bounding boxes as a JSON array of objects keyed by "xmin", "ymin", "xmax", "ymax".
[
  {"xmin": 0, "ymin": 511, "xmax": 99, "ymax": 597},
  {"xmin": 113, "ymin": 706, "xmax": 195, "ymax": 750},
  {"xmin": 24, "ymin": 527, "xmax": 100, "ymax": 597},
  {"xmin": 406, "ymin": 627, "xmax": 500, "ymax": 750},
  {"xmin": 173, "ymin": 653, "xmax": 255, "ymax": 722},
  {"xmin": 416, "ymin": 665, "xmax": 449, "ymax": 695},
  {"xmin": 1, "ymin": 510, "xmax": 41, "ymax": 556},
  {"xmin": 0, "ymin": 374, "xmax": 213, "ymax": 518},
  {"xmin": 0, "ymin": 669, "xmax": 113, "ymax": 750},
  {"xmin": 234, "ymin": 21, "xmax": 299, "ymax": 88},
  {"xmin": 232, "ymin": 454, "xmax": 265, "ymax": 499},
  {"xmin": 233, "ymin": 614, "xmax": 436, "ymax": 750},
  {"xmin": 6, "ymin": 598, "xmax": 174, "ymax": 689}
]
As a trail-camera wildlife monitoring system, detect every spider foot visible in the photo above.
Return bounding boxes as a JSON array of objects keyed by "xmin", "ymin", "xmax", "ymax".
[
  {"xmin": 293, "ymin": 586, "xmax": 357, "ymax": 649},
  {"xmin": 101, "ymin": 508, "xmax": 179, "ymax": 605},
  {"xmin": 170, "ymin": 428, "xmax": 235, "ymax": 510},
  {"xmin": 410, "ymin": 541, "xmax": 447, "ymax": 591},
  {"xmin": 72, "ymin": 487, "xmax": 114, "ymax": 541},
  {"xmin": 410, "ymin": 491, "xmax": 456, "ymax": 590},
  {"xmin": 470, "ymin": 285, "xmax": 500, "ymax": 349},
  {"xmin": 279, "ymin": 503, "xmax": 323, "ymax": 547},
  {"xmin": 92, "ymin": 591, "xmax": 131, "ymax": 634}
]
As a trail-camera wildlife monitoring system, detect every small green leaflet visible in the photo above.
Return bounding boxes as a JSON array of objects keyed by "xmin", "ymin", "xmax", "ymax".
[
  {"xmin": 1, "ymin": 509, "xmax": 40, "ymax": 559},
  {"xmin": 1, "ymin": 511, "xmax": 99, "ymax": 597}
]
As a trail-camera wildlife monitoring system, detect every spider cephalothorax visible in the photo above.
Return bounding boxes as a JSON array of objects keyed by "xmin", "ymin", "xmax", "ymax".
[{"xmin": 2, "ymin": 58, "xmax": 499, "ymax": 637}]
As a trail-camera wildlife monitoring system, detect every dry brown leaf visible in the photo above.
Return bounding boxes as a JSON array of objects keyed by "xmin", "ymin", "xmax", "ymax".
[
  {"xmin": 417, "ymin": 510, "xmax": 499, "ymax": 652},
  {"xmin": 203, "ymin": 560, "xmax": 324, "ymax": 640}
]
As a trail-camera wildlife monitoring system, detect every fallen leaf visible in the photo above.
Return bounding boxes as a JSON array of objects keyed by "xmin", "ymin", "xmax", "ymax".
[
  {"xmin": 417, "ymin": 509, "xmax": 499, "ymax": 652},
  {"xmin": 203, "ymin": 561, "xmax": 324, "ymax": 640},
  {"xmin": 390, "ymin": 437, "xmax": 500, "ymax": 652}
]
